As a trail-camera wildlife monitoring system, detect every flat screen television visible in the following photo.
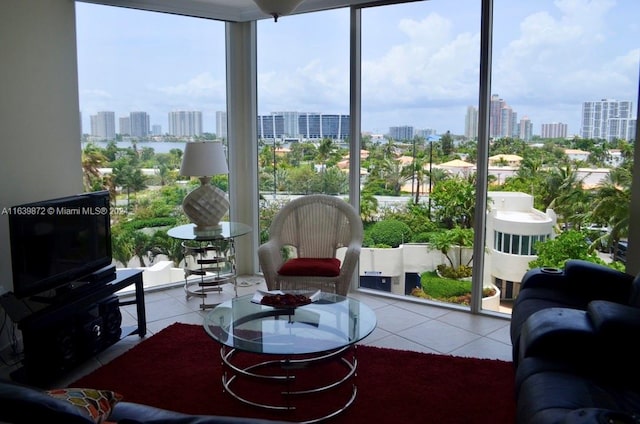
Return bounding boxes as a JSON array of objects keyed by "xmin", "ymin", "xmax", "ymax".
[{"xmin": 8, "ymin": 190, "xmax": 113, "ymax": 299}]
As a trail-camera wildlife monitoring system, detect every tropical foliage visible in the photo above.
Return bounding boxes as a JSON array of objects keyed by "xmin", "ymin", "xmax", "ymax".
[
  {"xmin": 82, "ymin": 132, "xmax": 633, "ymax": 276},
  {"xmin": 528, "ymin": 230, "xmax": 606, "ymax": 270}
]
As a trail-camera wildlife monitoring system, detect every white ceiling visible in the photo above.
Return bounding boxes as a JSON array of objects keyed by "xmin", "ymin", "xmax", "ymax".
[{"xmin": 77, "ymin": 0, "xmax": 425, "ymax": 22}]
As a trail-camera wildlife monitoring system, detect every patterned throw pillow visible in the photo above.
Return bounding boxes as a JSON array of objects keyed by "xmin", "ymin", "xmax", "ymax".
[{"xmin": 45, "ymin": 388, "xmax": 123, "ymax": 424}]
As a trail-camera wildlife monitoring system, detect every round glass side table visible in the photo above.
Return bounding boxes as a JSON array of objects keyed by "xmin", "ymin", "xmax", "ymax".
[{"xmin": 168, "ymin": 222, "xmax": 252, "ymax": 309}]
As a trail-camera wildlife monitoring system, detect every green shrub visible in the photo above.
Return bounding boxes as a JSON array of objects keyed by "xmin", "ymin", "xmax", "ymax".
[
  {"xmin": 362, "ymin": 233, "xmax": 374, "ymax": 247},
  {"xmin": 412, "ymin": 231, "xmax": 437, "ymax": 243},
  {"xmin": 421, "ymin": 271, "xmax": 470, "ymax": 298},
  {"xmin": 437, "ymin": 264, "xmax": 472, "ymax": 279},
  {"xmin": 368, "ymin": 219, "xmax": 413, "ymax": 248},
  {"xmin": 117, "ymin": 217, "xmax": 178, "ymax": 230},
  {"xmin": 415, "ymin": 271, "xmax": 495, "ymax": 305}
]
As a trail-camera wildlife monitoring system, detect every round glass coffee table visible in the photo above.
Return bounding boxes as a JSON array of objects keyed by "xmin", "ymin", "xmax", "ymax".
[{"xmin": 203, "ymin": 291, "xmax": 377, "ymax": 423}]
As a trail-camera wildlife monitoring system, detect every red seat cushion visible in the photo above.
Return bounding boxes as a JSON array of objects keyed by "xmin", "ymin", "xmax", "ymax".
[{"xmin": 278, "ymin": 258, "xmax": 341, "ymax": 277}]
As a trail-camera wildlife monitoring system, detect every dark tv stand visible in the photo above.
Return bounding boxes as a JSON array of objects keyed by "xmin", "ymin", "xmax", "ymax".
[{"xmin": 0, "ymin": 269, "xmax": 146, "ymax": 385}]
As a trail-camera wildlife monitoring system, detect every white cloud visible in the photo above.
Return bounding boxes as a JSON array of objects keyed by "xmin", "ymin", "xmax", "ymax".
[
  {"xmin": 80, "ymin": 89, "xmax": 113, "ymax": 103},
  {"xmin": 493, "ymin": 0, "xmax": 624, "ymax": 101},
  {"xmin": 157, "ymin": 72, "xmax": 225, "ymax": 99},
  {"xmin": 361, "ymin": 13, "xmax": 480, "ymax": 108},
  {"xmin": 76, "ymin": 1, "xmax": 638, "ymax": 135}
]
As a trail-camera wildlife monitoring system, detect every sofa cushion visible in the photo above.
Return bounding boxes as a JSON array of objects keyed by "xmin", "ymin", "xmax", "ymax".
[
  {"xmin": 278, "ymin": 258, "xmax": 340, "ymax": 277},
  {"xmin": 516, "ymin": 358, "xmax": 640, "ymax": 424},
  {"xmin": 111, "ymin": 401, "xmax": 290, "ymax": 423},
  {"xmin": 0, "ymin": 379, "xmax": 96, "ymax": 424},
  {"xmin": 46, "ymin": 387, "xmax": 123, "ymax": 424}
]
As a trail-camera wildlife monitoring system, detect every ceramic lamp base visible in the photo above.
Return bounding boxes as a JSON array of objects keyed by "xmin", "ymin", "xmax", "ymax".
[{"xmin": 182, "ymin": 181, "xmax": 229, "ymax": 232}]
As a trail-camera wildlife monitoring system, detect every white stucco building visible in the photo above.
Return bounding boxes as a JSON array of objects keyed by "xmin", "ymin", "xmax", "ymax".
[{"xmin": 485, "ymin": 192, "xmax": 557, "ymax": 299}]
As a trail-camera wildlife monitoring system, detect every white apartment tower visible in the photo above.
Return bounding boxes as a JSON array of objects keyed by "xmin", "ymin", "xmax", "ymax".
[
  {"xmin": 518, "ymin": 116, "xmax": 533, "ymax": 141},
  {"xmin": 130, "ymin": 111, "xmax": 150, "ymax": 137},
  {"xmin": 216, "ymin": 111, "xmax": 227, "ymax": 139},
  {"xmin": 541, "ymin": 122, "xmax": 568, "ymax": 139},
  {"xmin": 490, "ymin": 94, "xmax": 519, "ymax": 138},
  {"xmin": 168, "ymin": 111, "xmax": 203, "ymax": 137},
  {"xmin": 581, "ymin": 99, "xmax": 635, "ymax": 141},
  {"xmin": 465, "ymin": 106, "xmax": 478, "ymax": 139},
  {"xmin": 92, "ymin": 111, "xmax": 115, "ymax": 140},
  {"xmin": 389, "ymin": 125, "xmax": 414, "ymax": 141},
  {"xmin": 275, "ymin": 111, "xmax": 300, "ymax": 138},
  {"xmin": 119, "ymin": 117, "xmax": 131, "ymax": 135}
]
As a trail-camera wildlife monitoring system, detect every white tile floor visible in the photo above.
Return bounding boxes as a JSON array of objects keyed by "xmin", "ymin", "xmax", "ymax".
[{"xmin": 0, "ymin": 276, "xmax": 513, "ymax": 387}]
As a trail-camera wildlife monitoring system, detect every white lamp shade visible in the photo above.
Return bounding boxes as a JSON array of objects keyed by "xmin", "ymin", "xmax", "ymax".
[
  {"xmin": 180, "ymin": 142, "xmax": 229, "ymax": 177},
  {"xmin": 254, "ymin": 0, "xmax": 304, "ymax": 20}
]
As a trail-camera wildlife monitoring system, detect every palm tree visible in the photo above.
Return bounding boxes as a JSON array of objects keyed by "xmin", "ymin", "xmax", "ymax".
[
  {"xmin": 381, "ymin": 158, "xmax": 405, "ymax": 196},
  {"xmin": 113, "ymin": 159, "xmax": 148, "ymax": 210},
  {"xmin": 82, "ymin": 143, "xmax": 107, "ymax": 191},
  {"xmin": 589, "ymin": 167, "xmax": 631, "ymax": 251},
  {"xmin": 316, "ymin": 138, "xmax": 334, "ymax": 167},
  {"xmin": 430, "ymin": 227, "xmax": 474, "ymax": 271},
  {"xmin": 404, "ymin": 156, "xmax": 428, "ymax": 204},
  {"xmin": 110, "ymin": 226, "xmax": 134, "ymax": 267},
  {"xmin": 360, "ymin": 191, "xmax": 379, "ymax": 223},
  {"xmin": 149, "ymin": 231, "xmax": 184, "ymax": 267},
  {"xmin": 130, "ymin": 230, "xmax": 152, "ymax": 267}
]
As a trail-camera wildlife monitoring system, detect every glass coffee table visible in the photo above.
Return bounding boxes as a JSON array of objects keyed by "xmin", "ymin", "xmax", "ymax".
[{"xmin": 203, "ymin": 291, "xmax": 377, "ymax": 423}]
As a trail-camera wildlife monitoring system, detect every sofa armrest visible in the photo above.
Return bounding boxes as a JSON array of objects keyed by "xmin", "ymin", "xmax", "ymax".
[
  {"xmin": 520, "ymin": 260, "xmax": 633, "ymax": 303},
  {"xmin": 588, "ymin": 300, "xmax": 640, "ymax": 336},
  {"xmin": 518, "ymin": 308, "xmax": 596, "ymax": 365},
  {"xmin": 579, "ymin": 301, "xmax": 640, "ymax": 378},
  {"xmin": 563, "ymin": 260, "xmax": 634, "ymax": 301}
]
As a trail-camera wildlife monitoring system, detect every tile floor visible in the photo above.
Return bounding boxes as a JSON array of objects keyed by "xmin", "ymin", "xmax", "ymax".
[{"xmin": 0, "ymin": 275, "xmax": 513, "ymax": 387}]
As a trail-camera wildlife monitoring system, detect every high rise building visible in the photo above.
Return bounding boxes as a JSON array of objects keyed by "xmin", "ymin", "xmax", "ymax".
[
  {"xmin": 465, "ymin": 106, "xmax": 478, "ymax": 139},
  {"xmin": 277, "ymin": 111, "xmax": 300, "ymax": 137},
  {"xmin": 415, "ymin": 128, "xmax": 437, "ymax": 138},
  {"xmin": 518, "ymin": 116, "xmax": 533, "ymax": 141},
  {"xmin": 489, "ymin": 94, "xmax": 519, "ymax": 138},
  {"xmin": 130, "ymin": 111, "xmax": 150, "ymax": 137},
  {"xmin": 257, "ymin": 112, "xmax": 349, "ymax": 140},
  {"xmin": 152, "ymin": 124, "xmax": 162, "ymax": 136},
  {"xmin": 581, "ymin": 99, "xmax": 636, "ymax": 141},
  {"xmin": 119, "ymin": 117, "xmax": 131, "ymax": 135},
  {"xmin": 91, "ymin": 111, "xmax": 115, "ymax": 140},
  {"xmin": 489, "ymin": 95, "xmax": 504, "ymax": 138},
  {"xmin": 216, "ymin": 111, "xmax": 227, "ymax": 139},
  {"xmin": 298, "ymin": 112, "xmax": 349, "ymax": 140},
  {"xmin": 168, "ymin": 111, "xmax": 203, "ymax": 137},
  {"xmin": 541, "ymin": 122, "xmax": 568, "ymax": 139},
  {"xmin": 389, "ymin": 125, "xmax": 414, "ymax": 141}
]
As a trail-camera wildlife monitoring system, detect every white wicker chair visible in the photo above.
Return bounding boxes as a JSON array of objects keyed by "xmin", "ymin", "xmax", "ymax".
[{"xmin": 258, "ymin": 195, "xmax": 363, "ymax": 296}]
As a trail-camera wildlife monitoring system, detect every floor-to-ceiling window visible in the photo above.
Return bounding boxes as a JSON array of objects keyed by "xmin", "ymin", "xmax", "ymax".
[
  {"xmin": 358, "ymin": 0, "xmax": 484, "ymax": 309},
  {"xmin": 484, "ymin": 0, "xmax": 639, "ymax": 312},
  {"xmin": 76, "ymin": 3, "xmax": 226, "ymax": 270},
  {"xmin": 256, "ymin": 10, "xmax": 351, "ymax": 246},
  {"xmin": 75, "ymin": 0, "xmax": 639, "ymax": 316},
  {"xmin": 356, "ymin": 0, "xmax": 638, "ymax": 316}
]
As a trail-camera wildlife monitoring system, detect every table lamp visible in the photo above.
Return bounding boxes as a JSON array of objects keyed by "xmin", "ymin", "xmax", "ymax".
[{"xmin": 180, "ymin": 141, "xmax": 230, "ymax": 235}]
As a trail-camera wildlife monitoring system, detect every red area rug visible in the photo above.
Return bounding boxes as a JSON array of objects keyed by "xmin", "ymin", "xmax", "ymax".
[{"xmin": 71, "ymin": 323, "xmax": 516, "ymax": 423}]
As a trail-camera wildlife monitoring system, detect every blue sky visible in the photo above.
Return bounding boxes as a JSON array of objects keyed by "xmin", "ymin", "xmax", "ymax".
[{"xmin": 76, "ymin": 0, "xmax": 639, "ymax": 137}]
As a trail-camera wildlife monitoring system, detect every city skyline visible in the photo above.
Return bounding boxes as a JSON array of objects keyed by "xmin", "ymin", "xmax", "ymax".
[
  {"xmin": 86, "ymin": 99, "xmax": 635, "ymax": 142},
  {"xmin": 76, "ymin": 1, "xmax": 639, "ymax": 137}
]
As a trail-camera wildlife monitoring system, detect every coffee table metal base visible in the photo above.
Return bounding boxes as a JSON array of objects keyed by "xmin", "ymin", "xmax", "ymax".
[{"xmin": 220, "ymin": 345, "xmax": 358, "ymax": 423}]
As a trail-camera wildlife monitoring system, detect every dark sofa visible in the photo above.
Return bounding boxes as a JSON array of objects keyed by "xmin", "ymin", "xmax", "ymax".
[
  {"xmin": 0, "ymin": 378, "xmax": 286, "ymax": 424},
  {"xmin": 510, "ymin": 259, "xmax": 640, "ymax": 424}
]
